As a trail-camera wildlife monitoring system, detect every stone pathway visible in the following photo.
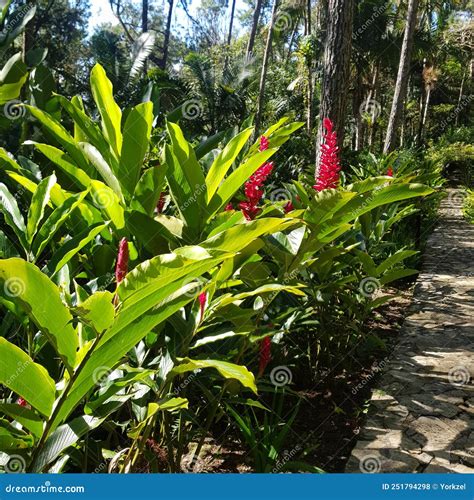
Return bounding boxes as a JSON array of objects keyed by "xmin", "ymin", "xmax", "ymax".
[{"xmin": 346, "ymin": 188, "xmax": 474, "ymax": 473}]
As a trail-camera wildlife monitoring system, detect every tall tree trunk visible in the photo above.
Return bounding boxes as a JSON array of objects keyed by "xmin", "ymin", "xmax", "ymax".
[
  {"xmin": 254, "ymin": 0, "xmax": 279, "ymax": 137},
  {"xmin": 161, "ymin": 0, "xmax": 174, "ymax": 70},
  {"xmin": 367, "ymin": 63, "xmax": 380, "ymax": 148},
  {"xmin": 246, "ymin": 0, "xmax": 263, "ymax": 58},
  {"xmin": 227, "ymin": 0, "xmax": 237, "ymax": 45},
  {"xmin": 315, "ymin": 0, "xmax": 354, "ymax": 174},
  {"xmin": 383, "ymin": 0, "xmax": 419, "ymax": 153},
  {"xmin": 142, "ymin": 0, "xmax": 149, "ymax": 74},
  {"xmin": 306, "ymin": 0, "xmax": 313, "ymax": 134},
  {"xmin": 455, "ymin": 70, "xmax": 466, "ymax": 126}
]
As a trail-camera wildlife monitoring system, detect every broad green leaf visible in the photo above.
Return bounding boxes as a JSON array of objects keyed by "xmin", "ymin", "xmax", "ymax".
[
  {"xmin": 202, "ymin": 218, "xmax": 295, "ymax": 253},
  {"xmin": 207, "ymin": 148, "xmax": 278, "ymax": 216},
  {"xmin": 89, "ymin": 180, "xmax": 125, "ymax": 230},
  {"xmin": 46, "ymin": 222, "xmax": 109, "ymax": 277},
  {"xmin": 170, "ymin": 358, "xmax": 257, "ymax": 394},
  {"xmin": 32, "ymin": 189, "xmax": 90, "ymax": 258},
  {"xmin": 380, "ymin": 268, "xmax": 418, "ymax": 285},
  {"xmin": 25, "ymin": 106, "xmax": 92, "ymax": 175},
  {"xmin": 31, "ymin": 415, "xmax": 104, "ymax": 472},
  {"xmin": 79, "ymin": 142, "xmax": 123, "ymax": 199},
  {"xmin": 26, "ymin": 173, "xmax": 56, "ymax": 244},
  {"xmin": 51, "ymin": 281, "xmax": 212, "ymax": 428},
  {"xmin": 24, "ymin": 142, "xmax": 91, "ymax": 189},
  {"xmin": 0, "ymin": 338, "xmax": 55, "ymax": 417},
  {"xmin": 90, "ymin": 64, "xmax": 122, "ymax": 156},
  {"xmin": 376, "ymin": 250, "xmax": 418, "ymax": 275},
  {"xmin": 132, "ymin": 165, "xmax": 167, "ymax": 216},
  {"xmin": 0, "ymin": 182, "xmax": 27, "ymax": 249},
  {"xmin": 0, "ymin": 404, "xmax": 44, "ymax": 438},
  {"xmin": 71, "ymin": 291, "xmax": 115, "ymax": 333},
  {"xmin": 118, "ymin": 102, "xmax": 153, "ymax": 195},
  {"xmin": 205, "ymin": 127, "xmax": 253, "ymax": 202}
]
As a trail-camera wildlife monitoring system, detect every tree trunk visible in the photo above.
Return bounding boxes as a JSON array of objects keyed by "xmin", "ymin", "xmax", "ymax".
[
  {"xmin": 315, "ymin": 0, "xmax": 354, "ymax": 174},
  {"xmin": 246, "ymin": 0, "xmax": 264, "ymax": 58},
  {"xmin": 455, "ymin": 70, "xmax": 466, "ymax": 126},
  {"xmin": 383, "ymin": 0, "xmax": 419, "ymax": 153},
  {"xmin": 142, "ymin": 0, "xmax": 149, "ymax": 74},
  {"xmin": 367, "ymin": 63, "xmax": 380, "ymax": 148},
  {"xmin": 306, "ymin": 0, "xmax": 313, "ymax": 134},
  {"xmin": 254, "ymin": 0, "xmax": 279, "ymax": 137},
  {"xmin": 227, "ymin": 0, "xmax": 237, "ymax": 45},
  {"xmin": 161, "ymin": 0, "xmax": 174, "ymax": 70}
]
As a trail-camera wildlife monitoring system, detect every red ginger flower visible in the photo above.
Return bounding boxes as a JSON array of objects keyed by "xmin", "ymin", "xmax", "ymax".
[
  {"xmin": 198, "ymin": 292, "xmax": 207, "ymax": 320},
  {"xmin": 386, "ymin": 166, "xmax": 393, "ymax": 177},
  {"xmin": 259, "ymin": 135, "xmax": 269, "ymax": 152},
  {"xmin": 258, "ymin": 336, "xmax": 272, "ymax": 376},
  {"xmin": 284, "ymin": 201, "xmax": 294, "ymax": 213},
  {"xmin": 239, "ymin": 136, "xmax": 274, "ymax": 220},
  {"xmin": 115, "ymin": 238, "xmax": 129, "ymax": 284},
  {"xmin": 225, "ymin": 202, "xmax": 234, "ymax": 211},
  {"xmin": 314, "ymin": 118, "xmax": 341, "ymax": 192},
  {"xmin": 157, "ymin": 192, "xmax": 166, "ymax": 213},
  {"xmin": 17, "ymin": 397, "xmax": 27, "ymax": 407}
]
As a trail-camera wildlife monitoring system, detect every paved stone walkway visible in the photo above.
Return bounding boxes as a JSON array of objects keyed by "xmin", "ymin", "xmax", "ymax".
[{"xmin": 346, "ymin": 188, "xmax": 474, "ymax": 473}]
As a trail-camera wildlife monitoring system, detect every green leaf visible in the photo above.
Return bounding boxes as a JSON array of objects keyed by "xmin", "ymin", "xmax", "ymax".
[
  {"xmin": 207, "ymin": 148, "xmax": 278, "ymax": 216},
  {"xmin": 24, "ymin": 142, "xmax": 91, "ymax": 189},
  {"xmin": 25, "ymin": 106, "xmax": 92, "ymax": 175},
  {"xmin": 0, "ymin": 259, "xmax": 78, "ymax": 372},
  {"xmin": 31, "ymin": 415, "xmax": 104, "ymax": 472},
  {"xmin": 376, "ymin": 250, "xmax": 418, "ymax": 275},
  {"xmin": 0, "ymin": 338, "xmax": 55, "ymax": 417},
  {"xmin": 89, "ymin": 180, "xmax": 125, "ymax": 230},
  {"xmin": 0, "ymin": 404, "xmax": 44, "ymax": 438},
  {"xmin": 380, "ymin": 268, "xmax": 418, "ymax": 285},
  {"xmin": 79, "ymin": 142, "xmax": 123, "ymax": 199},
  {"xmin": 170, "ymin": 358, "xmax": 257, "ymax": 394},
  {"xmin": 26, "ymin": 173, "xmax": 56, "ymax": 244},
  {"xmin": 32, "ymin": 189, "xmax": 90, "ymax": 259},
  {"xmin": 71, "ymin": 291, "xmax": 115, "ymax": 333},
  {"xmin": 118, "ymin": 102, "xmax": 153, "ymax": 195},
  {"xmin": 0, "ymin": 182, "xmax": 27, "ymax": 249},
  {"xmin": 90, "ymin": 64, "xmax": 122, "ymax": 157},
  {"xmin": 46, "ymin": 222, "xmax": 109, "ymax": 277},
  {"xmin": 205, "ymin": 127, "xmax": 253, "ymax": 202},
  {"xmin": 132, "ymin": 165, "xmax": 167, "ymax": 216}
]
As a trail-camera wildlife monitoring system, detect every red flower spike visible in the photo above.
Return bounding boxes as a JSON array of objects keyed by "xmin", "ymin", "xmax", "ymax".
[
  {"xmin": 157, "ymin": 192, "xmax": 166, "ymax": 213},
  {"xmin": 17, "ymin": 397, "xmax": 27, "ymax": 407},
  {"xmin": 225, "ymin": 202, "xmax": 234, "ymax": 211},
  {"xmin": 115, "ymin": 238, "xmax": 129, "ymax": 284},
  {"xmin": 284, "ymin": 201, "xmax": 294, "ymax": 213},
  {"xmin": 386, "ymin": 166, "xmax": 394, "ymax": 177},
  {"xmin": 259, "ymin": 136, "xmax": 269, "ymax": 152},
  {"xmin": 258, "ymin": 336, "xmax": 272, "ymax": 376},
  {"xmin": 314, "ymin": 118, "xmax": 341, "ymax": 192},
  {"xmin": 198, "ymin": 292, "xmax": 207, "ymax": 320}
]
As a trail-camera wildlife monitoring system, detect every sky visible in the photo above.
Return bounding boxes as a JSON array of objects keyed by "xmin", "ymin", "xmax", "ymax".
[{"xmin": 88, "ymin": 0, "xmax": 245, "ymax": 37}]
